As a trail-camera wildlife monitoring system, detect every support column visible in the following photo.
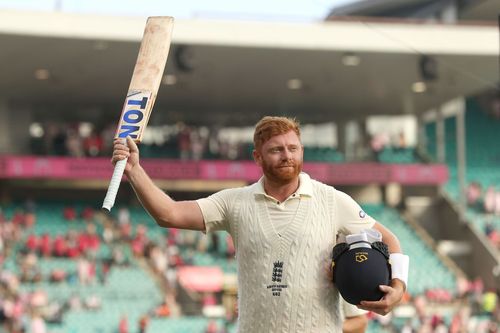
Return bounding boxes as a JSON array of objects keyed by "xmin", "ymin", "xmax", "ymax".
[
  {"xmin": 416, "ymin": 114, "xmax": 426, "ymax": 154},
  {"xmin": 336, "ymin": 120, "xmax": 346, "ymax": 158},
  {"xmin": 0, "ymin": 101, "xmax": 31, "ymax": 154},
  {"xmin": 441, "ymin": 0, "xmax": 458, "ymax": 23},
  {"xmin": 436, "ymin": 107, "xmax": 445, "ymax": 163},
  {"xmin": 0, "ymin": 100, "xmax": 11, "ymax": 153},
  {"xmin": 455, "ymin": 98, "xmax": 467, "ymax": 221}
]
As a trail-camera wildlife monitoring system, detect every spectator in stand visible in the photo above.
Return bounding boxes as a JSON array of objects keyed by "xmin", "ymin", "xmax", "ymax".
[
  {"xmin": 97, "ymin": 260, "xmax": 111, "ymax": 284},
  {"xmin": 119, "ymin": 221, "xmax": 132, "ymax": 241},
  {"xmin": 24, "ymin": 198, "xmax": 36, "ymax": 214},
  {"xmin": 138, "ymin": 314, "xmax": 149, "ymax": 333},
  {"xmin": 25, "ymin": 234, "xmax": 38, "ymax": 253},
  {"xmin": 119, "ymin": 315, "xmax": 129, "ymax": 333},
  {"xmin": 81, "ymin": 206, "xmax": 95, "ymax": 223},
  {"xmin": 103, "ymin": 224, "xmax": 115, "ymax": 244},
  {"xmin": 112, "ymin": 247, "xmax": 127, "ymax": 266},
  {"xmin": 177, "ymin": 122, "xmax": 191, "ymax": 160},
  {"xmin": 4, "ymin": 219, "xmax": 22, "ymax": 244},
  {"xmin": 469, "ymin": 277, "xmax": 485, "ymax": 313},
  {"xmin": 67, "ymin": 293, "xmax": 82, "ymax": 311},
  {"xmin": 167, "ymin": 245, "xmax": 184, "ymax": 267},
  {"xmin": 495, "ymin": 191, "xmax": 500, "ymax": 216},
  {"xmin": 413, "ymin": 294, "xmax": 427, "ymax": 324},
  {"xmin": 370, "ymin": 133, "xmax": 388, "ymax": 162},
  {"xmin": 85, "ymin": 224, "xmax": 100, "ymax": 257},
  {"xmin": 66, "ymin": 237, "xmax": 81, "ymax": 258},
  {"xmin": 66, "ymin": 128, "xmax": 84, "ymax": 157},
  {"xmin": 51, "ymin": 126, "xmax": 67, "ymax": 156},
  {"xmin": 24, "ymin": 211, "xmax": 36, "ymax": 229},
  {"xmin": 190, "ymin": 129, "xmax": 205, "ymax": 160},
  {"xmin": 0, "ymin": 207, "xmax": 5, "ymax": 223},
  {"xmin": 205, "ymin": 320, "xmax": 218, "ymax": 333},
  {"xmin": 466, "ymin": 182, "xmax": 483, "ymax": 210},
  {"xmin": 196, "ymin": 233, "xmax": 208, "ymax": 253},
  {"xmin": 167, "ymin": 228, "xmax": 180, "ymax": 246},
  {"xmin": 131, "ymin": 224, "xmax": 148, "ymax": 257},
  {"xmin": 118, "ymin": 207, "xmax": 131, "ymax": 225},
  {"xmin": 395, "ymin": 131, "xmax": 407, "ymax": 151},
  {"xmin": 484, "ymin": 187, "xmax": 496, "ymax": 214},
  {"xmin": 53, "ymin": 235, "xmax": 67, "ymax": 257},
  {"xmin": 150, "ymin": 246, "xmax": 168, "ymax": 274},
  {"xmin": 202, "ymin": 292, "xmax": 217, "ymax": 309},
  {"xmin": 165, "ymin": 265, "xmax": 177, "ymax": 290},
  {"xmin": 29, "ymin": 313, "xmax": 47, "ymax": 333},
  {"xmin": 39, "ymin": 234, "xmax": 52, "ymax": 257},
  {"xmin": 77, "ymin": 257, "xmax": 91, "ymax": 285},
  {"xmin": 486, "ymin": 226, "xmax": 500, "ymax": 249},
  {"xmin": 154, "ymin": 300, "xmax": 171, "ymax": 318},
  {"xmin": 20, "ymin": 252, "xmax": 41, "ymax": 283},
  {"xmin": 482, "ymin": 289, "xmax": 498, "ymax": 317},
  {"xmin": 49, "ymin": 269, "xmax": 66, "ymax": 283},
  {"xmin": 182, "ymin": 229, "xmax": 197, "ymax": 248},
  {"xmin": 84, "ymin": 129, "xmax": 104, "ymax": 157},
  {"xmin": 63, "ymin": 206, "xmax": 77, "ymax": 221},
  {"xmin": 11, "ymin": 209, "xmax": 25, "ymax": 227},
  {"xmin": 101, "ymin": 123, "xmax": 117, "ymax": 155},
  {"xmin": 84, "ymin": 295, "xmax": 101, "ymax": 310}
]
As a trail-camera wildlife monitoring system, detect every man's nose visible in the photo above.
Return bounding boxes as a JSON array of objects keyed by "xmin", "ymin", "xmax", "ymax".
[{"xmin": 282, "ymin": 148, "xmax": 293, "ymax": 160}]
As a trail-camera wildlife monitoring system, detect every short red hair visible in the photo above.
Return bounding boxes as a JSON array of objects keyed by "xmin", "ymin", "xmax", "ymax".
[{"xmin": 253, "ymin": 116, "xmax": 301, "ymax": 151}]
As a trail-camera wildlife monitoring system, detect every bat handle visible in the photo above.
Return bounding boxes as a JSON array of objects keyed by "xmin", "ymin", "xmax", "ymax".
[{"xmin": 102, "ymin": 157, "xmax": 127, "ymax": 212}]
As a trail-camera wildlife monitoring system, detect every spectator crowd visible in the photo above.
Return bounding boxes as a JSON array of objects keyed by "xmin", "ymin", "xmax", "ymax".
[{"xmin": 0, "ymin": 198, "xmax": 498, "ymax": 333}]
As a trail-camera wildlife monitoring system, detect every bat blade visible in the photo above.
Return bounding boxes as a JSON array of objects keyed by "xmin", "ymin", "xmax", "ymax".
[
  {"xmin": 102, "ymin": 16, "xmax": 174, "ymax": 212},
  {"xmin": 116, "ymin": 16, "xmax": 174, "ymax": 142}
]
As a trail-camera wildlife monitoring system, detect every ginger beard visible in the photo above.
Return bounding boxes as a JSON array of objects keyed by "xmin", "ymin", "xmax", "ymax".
[{"xmin": 261, "ymin": 155, "xmax": 303, "ymax": 184}]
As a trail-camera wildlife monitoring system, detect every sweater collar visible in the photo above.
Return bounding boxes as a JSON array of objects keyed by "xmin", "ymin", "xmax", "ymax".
[{"xmin": 254, "ymin": 172, "xmax": 313, "ymax": 198}]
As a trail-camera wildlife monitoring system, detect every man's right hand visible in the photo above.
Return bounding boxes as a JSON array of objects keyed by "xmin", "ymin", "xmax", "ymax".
[{"xmin": 112, "ymin": 136, "xmax": 140, "ymax": 175}]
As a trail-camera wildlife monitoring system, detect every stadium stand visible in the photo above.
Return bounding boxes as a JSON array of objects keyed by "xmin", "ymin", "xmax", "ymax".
[
  {"xmin": 426, "ymin": 97, "xmax": 500, "ymax": 250},
  {"xmin": 0, "ymin": 198, "xmax": 470, "ymax": 333},
  {"xmin": 362, "ymin": 205, "xmax": 457, "ymax": 295}
]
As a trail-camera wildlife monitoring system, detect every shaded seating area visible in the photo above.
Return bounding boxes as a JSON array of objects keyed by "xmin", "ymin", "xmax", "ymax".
[
  {"xmin": 426, "ymin": 98, "xmax": 500, "ymax": 249},
  {"xmin": 362, "ymin": 204, "xmax": 457, "ymax": 296}
]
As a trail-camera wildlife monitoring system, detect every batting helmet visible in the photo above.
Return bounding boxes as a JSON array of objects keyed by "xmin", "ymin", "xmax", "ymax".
[{"xmin": 331, "ymin": 239, "xmax": 391, "ymax": 305}]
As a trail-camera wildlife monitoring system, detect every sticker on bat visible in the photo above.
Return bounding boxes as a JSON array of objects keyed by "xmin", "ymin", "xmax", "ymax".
[{"xmin": 117, "ymin": 90, "xmax": 152, "ymax": 139}]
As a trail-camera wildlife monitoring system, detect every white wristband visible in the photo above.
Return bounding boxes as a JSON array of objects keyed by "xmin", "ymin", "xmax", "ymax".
[{"xmin": 389, "ymin": 253, "xmax": 409, "ymax": 289}]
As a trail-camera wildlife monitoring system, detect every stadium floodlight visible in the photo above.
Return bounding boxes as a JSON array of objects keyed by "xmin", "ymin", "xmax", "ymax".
[
  {"xmin": 342, "ymin": 52, "xmax": 360, "ymax": 66},
  {"xmin": 34, "ymin": 69, "xmax": 50, "ymax": 80},
  {"xmin": 286, "ymin": 78, "xmax": 303, "ymax": 90},
  {"xmin": 412, "ymin": 81, "xmax": 427, "ymax": 93}
]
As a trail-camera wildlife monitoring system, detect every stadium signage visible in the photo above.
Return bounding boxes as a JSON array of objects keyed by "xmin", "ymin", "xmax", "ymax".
[{"xmin": 0, "ymin": 156, "xmax": 449, "ymax": 185}]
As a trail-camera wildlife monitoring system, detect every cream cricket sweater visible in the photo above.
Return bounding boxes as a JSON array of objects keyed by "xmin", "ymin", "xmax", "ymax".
[{"xmin": 197, "ymin": 173, "xmax": 374, "ymax": 333}]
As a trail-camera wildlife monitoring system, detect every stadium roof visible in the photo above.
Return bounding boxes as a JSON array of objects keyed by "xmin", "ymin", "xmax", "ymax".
[
  {"xmin": 328, "ymin": 0, "xmax": 500, "ymax": 22},
  {"xmin": 0, "ymin": 10, "xmax": 497, "ymax": 125}
]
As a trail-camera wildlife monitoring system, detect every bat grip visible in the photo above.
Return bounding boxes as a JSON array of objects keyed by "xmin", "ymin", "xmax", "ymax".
[{"xmin": 102, "ymin": 157, "xmax": 127, "ymax": 212}]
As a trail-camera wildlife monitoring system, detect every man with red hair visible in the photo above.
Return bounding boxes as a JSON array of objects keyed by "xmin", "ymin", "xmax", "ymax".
[{"xmin": 112, "ymin": 116, "xmax": 408, "ymax": 333}]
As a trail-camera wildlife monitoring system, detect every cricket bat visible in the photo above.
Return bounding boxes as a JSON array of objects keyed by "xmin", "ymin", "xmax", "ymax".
[{"xmin": 102, "ymin": 16, "xmax": 174, "ymax": 212}]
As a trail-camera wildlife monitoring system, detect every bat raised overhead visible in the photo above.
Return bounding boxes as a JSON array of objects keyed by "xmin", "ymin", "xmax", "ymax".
[{"xmin": 102, "ymin": 16, "xmax": 174, "ymax": 212}]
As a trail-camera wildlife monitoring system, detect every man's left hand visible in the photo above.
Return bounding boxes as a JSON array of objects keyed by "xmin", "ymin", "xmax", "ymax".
[{"xmin": 356, "ymin": 279, "xmax": 405, "ymax": 316}]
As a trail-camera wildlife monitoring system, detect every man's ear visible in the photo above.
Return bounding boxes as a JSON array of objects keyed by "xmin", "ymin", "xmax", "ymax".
[{"xmin": 253, "ymin": 149, "xmax": 262, "ymax": 166}]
